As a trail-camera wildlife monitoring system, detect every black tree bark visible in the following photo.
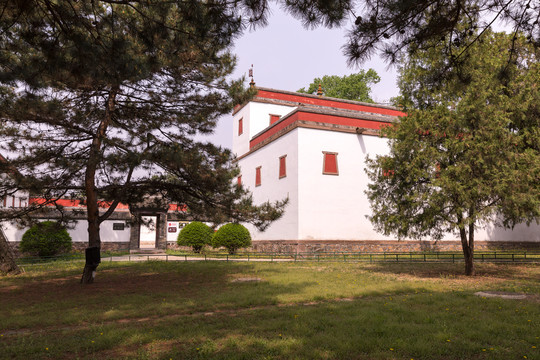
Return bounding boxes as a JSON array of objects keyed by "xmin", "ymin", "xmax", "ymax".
[{"xmin": 0, "ymin": 227, "xmax": 21, "ymax": 275}]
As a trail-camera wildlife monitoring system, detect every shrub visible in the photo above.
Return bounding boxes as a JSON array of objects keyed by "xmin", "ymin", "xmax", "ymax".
[
  {"xmin": 177, "ymin": 221, "xmax": 213, "ymax": 252},
  {"xmin": 212, "ymin": 223, "xmax": 251, "ymax": 254},
  {"xmin": 20, "ymin": 221, "xmax": 72, "ymax": 257}
]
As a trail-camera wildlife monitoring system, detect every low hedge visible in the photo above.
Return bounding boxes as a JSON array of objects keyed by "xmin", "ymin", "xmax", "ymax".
[
  {"xmin": 212, "ymin": 223, "xmax": 251, "ymax": 254},
  {"xmin": 177, "ymin": 221, "xmax": 213, "ymax": 253},
  {"xmin": 20, "ymin": 221, "xmax": 72, "ymax": 257}
]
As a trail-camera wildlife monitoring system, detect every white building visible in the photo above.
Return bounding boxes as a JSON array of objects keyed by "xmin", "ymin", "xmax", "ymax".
[
  {"xmin": 233, "ymin": 87, "xmax": 540, "ymax": 252},
  {"xmin": 2, "ymin": 153, "xmax": 185, "ymax": 252},
  {"xmin": 0, "ymin": 155, "xmax": 29, "ymax": 210}
]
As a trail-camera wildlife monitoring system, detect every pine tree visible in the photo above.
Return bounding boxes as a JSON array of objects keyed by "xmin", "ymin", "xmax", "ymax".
[
  {"xmin": 0, "ymin": 1, "xmax": 285, "ymax": 282},
  {"xmin": 366, "ymin": 31, "xmax": 540, "ymax": 275},
  {"xmin": 3, "ymin": 1, "xmax": 537, "ymax": 66},
  {"xmin": 282, "ymin": 0, "xmax": 539, "ymax": 65}
]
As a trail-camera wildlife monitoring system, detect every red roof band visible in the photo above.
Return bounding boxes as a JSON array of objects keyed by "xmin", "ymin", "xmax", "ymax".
[
  {"xmin": 256, "ymin": 89, "xmax": 406, "ymax": 117},
  {"xmin": 29, "ymin": 198, "xmax": 186, "ymax": 212}
]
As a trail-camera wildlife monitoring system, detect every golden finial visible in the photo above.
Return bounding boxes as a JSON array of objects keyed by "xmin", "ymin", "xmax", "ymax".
[
  {"xmin": 249, "ymin": 64, "xmax": 255, "ymax": 88},
  {"xmin": 317, "ymin": 83, "xmax": 323, "ymax": 97}
]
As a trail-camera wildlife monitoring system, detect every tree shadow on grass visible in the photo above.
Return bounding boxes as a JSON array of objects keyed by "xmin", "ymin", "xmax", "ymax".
[
  {"xmin": 2, "ymin": 261, "xmax": 540, "ymax": 359},
  {"xmin": 362, "ymin": 261, "xmax": 540, "ymax": 281},
  {"xmin": 0, "ymin": 261, "xmax": 317, "ymax": 330}
]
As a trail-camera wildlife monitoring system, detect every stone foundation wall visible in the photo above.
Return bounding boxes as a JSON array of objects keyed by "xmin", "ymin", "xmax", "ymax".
[
  {"xmin": 250, "ymin": 240, "xmax": 540, "ymax": 253},
  {"xmin": 166, "ymin": 242, "xmax": 194, "ymax": 252},
  {"xmin": 71, "ymin": 242, "xmax": 131, "ymax": 252},
  {"xmin": 10, "ymin": 238, "xmax": 539, "ymax": 257}
]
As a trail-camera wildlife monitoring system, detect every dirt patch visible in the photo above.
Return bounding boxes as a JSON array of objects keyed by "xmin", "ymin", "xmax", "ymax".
[
  {"xmin": 231, "ymin": 277, "xmax": 263, "ymax": 283},
  {"xmin": 367, "ymin": 263, "xmax": 540, "ymax": 282},
  {"xmin": 474, "ymin": 291, "xmax": 534, "ymax": 300}
]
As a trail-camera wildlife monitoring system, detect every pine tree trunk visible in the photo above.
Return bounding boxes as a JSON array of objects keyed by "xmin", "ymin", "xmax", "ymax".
[
  {"xmin": 81, "ymin": 215, "xmax": 101, "ymax": 284},
  {"xmin": 80, "ymin": 88, "xmax": 117, "ymax": 284},
  {"xmin": 0, "ymin": 227, "xmax": 21, "ymax": 275}
]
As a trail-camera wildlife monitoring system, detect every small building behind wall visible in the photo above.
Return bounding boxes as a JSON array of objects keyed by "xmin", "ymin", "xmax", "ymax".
[
  {"xmin": 233, "ymin": 87, "xmax": 540, "ymax": 252},
  {"xmin": 1, "ymin": 155, "xmax": 189, "ymax": 254},
  {"xmin": 1, "ymin": 199, "xmax": 133, "ymax": 254},
  {"xmin": 1, "ymin": 198, "xmax": 189, "ymax": 255}
]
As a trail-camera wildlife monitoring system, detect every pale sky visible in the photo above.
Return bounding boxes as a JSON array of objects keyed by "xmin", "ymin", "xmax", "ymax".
[{"xmin": 203, "ymin": 5, "xmax": 401, "ymax": 149}]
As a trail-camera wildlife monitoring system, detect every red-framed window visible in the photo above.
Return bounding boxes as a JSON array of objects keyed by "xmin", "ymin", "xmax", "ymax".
[
  {"xmin": 237, "ymin": 175, "xmax": 242, "ymax": 186},
  {"xmin": 11, "ymin": 196, "xmax": 15, "ymax": 207},
  {"xmin": 238, "ymin": 118, "xmax": 243, "ymax": 135},
  {"xmin": 255, "ymin": 166, "xmax": 262, "ymax": 186},
  {"xmin": 270, "ymin": 114, "xmax": 280, "ymax": 125},
  {"xmin": 322, "ymin": 152, "xmax": 339, "ymax": 175},
  {"xmin": 279, "ymin": 155, "xmax": 287, "ymax": 179}
]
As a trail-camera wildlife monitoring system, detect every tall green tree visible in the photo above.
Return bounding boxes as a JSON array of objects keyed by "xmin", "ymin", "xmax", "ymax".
[
  {"xmin": 365, "ymin": 31, "xmax": 540, "ymax": 276},
  {"xmin": 3, "ymin": 1, "xmax": 537, "ymax": 66},
  {"xmin": 297, "ymin": 70, "xmax": 380, "ymax": 102},
  {"xmin": 0, "ymin": 1, "xmax": 286, "ymax": 283}
]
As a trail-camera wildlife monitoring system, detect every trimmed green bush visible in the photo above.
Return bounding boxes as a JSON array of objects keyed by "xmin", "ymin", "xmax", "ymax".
[
  {"xmin": 177, "ymin": 221, "xmax": 213, "ymax": 253},
  {"xmin": 20, "ymin": 221, "xmax": 72, "ymax": 257},
  {"xmin": 212, "ymin": 223, "xmax": 251, "ymax": 254}
]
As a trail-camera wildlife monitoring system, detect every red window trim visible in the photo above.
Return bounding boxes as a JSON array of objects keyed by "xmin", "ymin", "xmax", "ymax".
[
  {"xmin": 238, "ymin": 118, "xmax": 243, "ymax": 136},
  {"xmin": 237, "ymin": 175, "xmax": 242, "ymax": 186},
  {"xmin": 322, "ymin": 152, "xmax": 339, "ymax": 175},
  {"xmin": 255, "ymin": 166, "xmax": 262, "ymax": 187},
  {"xmin": 269, "ymin": 114, "xmax": 281, "ymax": 125},
  {"xmin": 2, "ymin": 197, "xmax": 6, "ymax": 207},
  {"xmin": 279, "ymin": 155, "xmax": 287, "ymax": 179}
]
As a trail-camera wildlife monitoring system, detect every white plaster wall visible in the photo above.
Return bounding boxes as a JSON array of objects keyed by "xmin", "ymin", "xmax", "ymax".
[
  {"xmin": 232, "ymin": 104, "xmax": 252, "ymax": 157},
  {"xmin": 233, "ymin": 102, "xmax": 296, "ymax": 158},
  {"xmin": 237, "ymin": 130, "xmax": 299, "ymax": 240},
  {"xmin": 1, "ymin": 218, "xmax": 130, "ymax": 243},
  {"xmin": 93, "ymin": 220, "xmax": 130, "ymax": 243},
  {"xmin": 248, "ymin": 102, "xmax": 296, "ymax": 139},
  {"xmin": 1, "ymin": 222, "xmax": 26, "ymax": 243},
  {"xmin": 296, "ymin": 127, "xmax": 540, "ymax": 242},
  {"xmin": 297, "ymin": 128, "xmax": 394, "ymax": 240},
  {"xmin": 474, "ymin": 221, "xmax": 540, "ymax": 242},
  {"xmin": 0, "ymin": 188, "xmax": 29, "ymax": 209}
]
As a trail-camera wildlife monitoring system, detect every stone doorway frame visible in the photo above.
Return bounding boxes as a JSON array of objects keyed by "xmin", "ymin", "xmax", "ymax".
[{"xmin": 129, "ymin": 206, "xmax": 168, "ymax": 251}]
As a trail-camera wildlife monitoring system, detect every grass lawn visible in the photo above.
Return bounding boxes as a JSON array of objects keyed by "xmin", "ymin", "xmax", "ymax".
[{"xmin": 0, "ymin": 261, "xmax": 539, "ymax": 359}]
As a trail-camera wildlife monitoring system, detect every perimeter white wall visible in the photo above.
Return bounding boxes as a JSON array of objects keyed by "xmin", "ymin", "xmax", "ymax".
[{"xmin": 1, "ymin": 218, "xmax": 130, "ymax": 243}]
